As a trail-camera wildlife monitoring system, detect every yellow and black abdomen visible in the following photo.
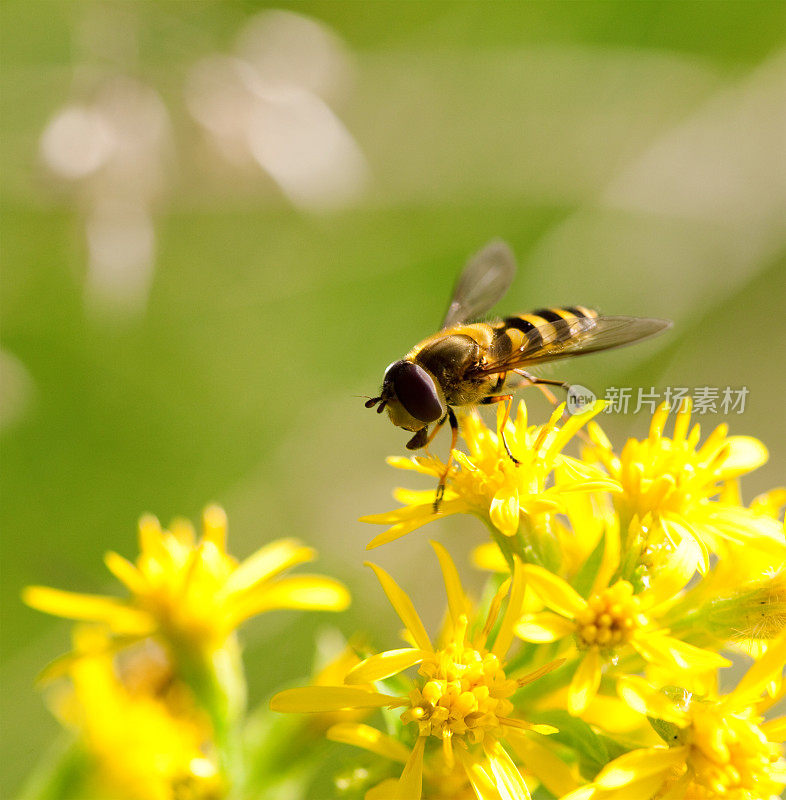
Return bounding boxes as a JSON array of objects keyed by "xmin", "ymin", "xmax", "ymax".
[{"xmin": 491, "ymin": 305, "xmax": 598, "ymax": 361}]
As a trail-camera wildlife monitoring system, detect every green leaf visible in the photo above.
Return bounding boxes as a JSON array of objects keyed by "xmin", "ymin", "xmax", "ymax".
[
  {"xmin": 531, "ymin": 710, "xmax": 609, "ymax": 778},
  {"xmin": 572, "ymin": 534, "xmax": 607, "ymax": 599}
]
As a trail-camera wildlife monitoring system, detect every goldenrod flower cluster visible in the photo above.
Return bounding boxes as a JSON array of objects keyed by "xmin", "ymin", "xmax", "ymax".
[
  {"xmin": 24, "ymin": 506, "xmax": 349, "ymax": 800},
  {"xmin": 274, "ymin": 399, "xmax": 785, "ymax": 799},
  {"xmin": 24, "ymin": 399, "xmax": 786, "ymax": 800}
]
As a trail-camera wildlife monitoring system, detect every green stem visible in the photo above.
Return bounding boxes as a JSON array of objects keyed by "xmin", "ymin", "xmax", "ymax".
[
  {"xmin": 177, "ymin": 636, "xmax": 247, "ymax": 799},
  {"xmin": 490, "ymin": 527, "xmax": 517, "ymax": 572},
  {"xmin": 486, "ymin": 517, "xmax": 546, "ymax": 572}
]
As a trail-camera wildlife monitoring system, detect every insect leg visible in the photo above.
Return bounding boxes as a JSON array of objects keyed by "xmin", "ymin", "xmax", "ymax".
[
  {"xmin": 513, "ymin": 369, "xmax": 570, "ymax": 405},
  {"xmin": 433, "ymin": 407, "xmax": 459, "ymax": 513},
  {"xmin": 513, "ymin": 369, "xmax": 591, "ymax": 443},
  {"xmin": 425, "ymin": 414, "xmax": 448, "ymax": 445},
  {"xmin": 479, "ymin": 394, "xmax": 520, "ymax": 464}
]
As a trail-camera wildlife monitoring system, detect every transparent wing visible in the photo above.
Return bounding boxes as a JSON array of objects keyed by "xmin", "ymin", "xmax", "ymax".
[
  {"xmin": 469, "ymin": 315, "xmax": 672, "ymax": 376},
  {"xmin": 441, "ymin": 239, "xmax": 517, "ymax": 328}
]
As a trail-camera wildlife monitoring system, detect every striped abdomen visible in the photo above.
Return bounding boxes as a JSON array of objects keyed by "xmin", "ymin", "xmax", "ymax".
[{"xmin": 492, "ymin": 305, "xmax": 598, "ymax": 360}]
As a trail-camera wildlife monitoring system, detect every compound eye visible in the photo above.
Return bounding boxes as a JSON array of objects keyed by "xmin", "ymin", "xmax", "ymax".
[{"xmin": 392, "ymin": 362, "xmax": 443, "ymax": 423}]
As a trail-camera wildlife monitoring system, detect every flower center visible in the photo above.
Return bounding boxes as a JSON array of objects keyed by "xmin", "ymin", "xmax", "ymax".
[
  {"xmin": 686, "ymin": 706, "xmax": 784, "ymax": 799},
  {"xmin": 574, "ymin": 581, "xmax": 642, "ymax": 650},
  {"xmin": 400, "ymin": 633, "xmax": 517, "ymax": 744},
  {"xmin": 616, "ymin": 431, "xmax": 729, "ymax": 526}
]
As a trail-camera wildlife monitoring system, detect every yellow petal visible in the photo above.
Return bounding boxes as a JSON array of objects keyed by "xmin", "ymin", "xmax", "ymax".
[
  {"xmin": 137, "ymin": 513, "xmax": 164, "ymax": 557},
  {"xmin": 452, "ymin": 450, "xmax": 478, "ymax": 471},
  {"xmin": 395, "ymin": 736, "xmax": 425, "ymax": 800},
  {"xmin": 643, "ymin": 539, "xmax": 697, "ymax": 609},
  {"xmin": 270, "ymin": 686, "xmax": 402, "ymax": 713},
  {"xmin": 393, "ymin": 488, "xmax": 446, "ymax": 505},
  {"xmin": 366, "ymin": 563, "xmax": 432, "ymax": 652},
  {"xmin": 656, "ymin": 772, "xmax": 692, "ymax": 800},
  {"xmin": 568, "ymin": 649, "xmax": 601, "ymax": 715},
  {"xmin": 661, "ymin": 517, "xmax": 710, "ymax": 575},
  {"xmin": 750, "ymin": 487, "xmax": 786, "ymax": 519},
  {"xmin": 616, "ymin": 676, "xmax": 689, "ymax": 726},
  {"xmin": 490, "ymin": 484, "xmax": 521, "ymax": 537},
  {"xmin": 595, "ymin": 746, "xmax": 688, "ymax": 789},
  {"xmin": 365, "ymin": 779, "xmax": 400, "ymax": 800},
  {"xmin": 499, "ymin": 719, "xmax": 558, "ymax": 735},
  {"xmin": 201, "ymin": 504, "xmax": 228, "ymax": 550},
  {"xmin": 731, "ymin": 629, "xmax": 786, "ymax": 708},
  {"xmin": 761, "ymin": 716, "xmax": 786, "ymax": 743},
  {"xmin": 345, "ymin": 648, "xmax": 426, "ymax": 685},
  {"xmin": 553, "ymin": 479, "xmax": 622, "ymax": 495},
  {"xmin": 515, "ymin": 612, "xmax": 575, "ymax": 643},
  {"xmin": 484, "ymin": 739, "xmax": 531, "ymax": 800},
  {"xmin": 556, "ymin": 456, "xmax": 609, "ymax": 482},
  {"xmin": 385, "ymin": 455, "xmax": 437, "ymax": 474},
  {"xmin": 493, "ymin": 559, "xmax": 526, "ymax": 658},
  {"xmin": 168, "ymin": 516, "xmax": 195, "ymax": 546},
  {"xmin": 505, "ymin": 729, "xmax": 581, "ymax": 797},
  {"xmin": 103, "ymin": 552, "xmax": 147, "ymax": 595},
  {"xmin": 704, "ymin": 507, "xmax": 786, "ymax": 553},
  {"xmin": 546, "ymin": 400, "xmax": 605, "ymax": 459},
  {"xmin": 35, "ymin": 634, "xmax": 135, "ymax": 686},
  {"xmin": 327, "ymin": 722, "xmax": 410, "ymax": 763},
  {"xmin": 22, "ymin": 586, "xmax": 154, "ymax": 635},
  {"xmin": 365, "ymin": 500, "xmax": 466, "ymax": 550},
  {"xmin": 430, "ymin": 541, "xmax": 469, "ymax": 625},
  {"xmin": 472, "ymin": 541, "xmax": 510, "ymax": 573},
  {"xmin": 222, "ymin": 539, "xmax": 315, "ymax": 597},
  {"xmin": 591, "ymin": 522, "xmax": 621, "ymax": 596},
  {"xmin": 518, "ymin": 496, "xmax": 562, "ymax": 514},
  {"xmin": 649, "ymin": 402, "xmax": 670, "ymax": 442},
  {"xmin": 230, "ymin": 575, "xmax": 349, "ymax": 624},
  {"xmin": 720, "ymin": 436, "xmax": 768, "ymax": 478},
  {"xmin": 516, "ymin": 658, "xmax": 566, "ymax": 687},
  {"xmin": 558, "ymin": 789, "xmax": 595, "ymax": 800},
  {"xmin": 521, "ymin": 565, "xmax": 587, "ymax": 618},
  {"xmin": 361, "ymin": 502, "xmax": 444, "ymax": 525},
  {"xmin": 455, "ymin": 747, "xmax": 498, "ymax": 800},
  {"xmin": 632, "ymin": 632, "xmax": 730, "ymax": 671},
  {"xmin": 481, "ymin": 578, "xmax": 513, "ymax": 643}
]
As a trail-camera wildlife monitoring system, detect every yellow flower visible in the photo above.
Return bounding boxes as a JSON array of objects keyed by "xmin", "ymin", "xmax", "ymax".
[
  {"xmin": 515, "ymin": 557, "xmax": 729, "ymax": 716},
  {"xmin": 750, "ymin": 487, "xmax": 786, "ymax": 524},
  {"xmin": 363, "ymin": 401, "xmax": 619, "ymax": 550},
  {"xmin": 306, "ymin": 640, "xmax": 378, "ymax": 734},
  {"xmin": 24, "ymin": 505, "xmax": 350, "ymax": 655},
  {"xmin": 328, "ymin": 721, "xmax": 583, "ymax": 800},
  {"xmin": 562, "ymin": 631, "xmax": 786, "ymax": 800},
  {"xmin": 271, "ymin": 542, "xmax": 569, "ymax": 800},
  {"xmin": 52, "ymin": 627, "xmax": 221, "ymax": 800},
  {"xmin": 329, "ymin": 724, "xmax": 523, "ymax": 800},
  {"xmin": 588, "ymin": 399, "xmax": 785, "ymax": 574}
]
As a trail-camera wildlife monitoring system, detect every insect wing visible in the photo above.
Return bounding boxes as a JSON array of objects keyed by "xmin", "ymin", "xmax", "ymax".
[
  {"xmin": 470, "ymin": 315, "xmax": 672, "ymax": 375},
  {"xmin": 441, "ymin": 239, "xmax": 517, "ymax": 328}
]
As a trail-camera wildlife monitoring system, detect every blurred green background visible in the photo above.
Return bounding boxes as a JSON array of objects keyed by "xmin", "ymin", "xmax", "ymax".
[{"xmin": 2, "ymin": 1, "xmax": 785, "ymax": 795}]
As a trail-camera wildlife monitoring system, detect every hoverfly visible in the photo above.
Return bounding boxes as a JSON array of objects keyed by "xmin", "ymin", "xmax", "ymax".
[{"xmin": 365, "ymin": 240, "xmax": 671, "ymax": 508}]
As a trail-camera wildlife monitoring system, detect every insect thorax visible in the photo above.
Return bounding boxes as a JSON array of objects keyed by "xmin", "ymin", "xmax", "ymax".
[{"xmin": 414, "ymin": 334, "xmax": 491, "ymax": 407}]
